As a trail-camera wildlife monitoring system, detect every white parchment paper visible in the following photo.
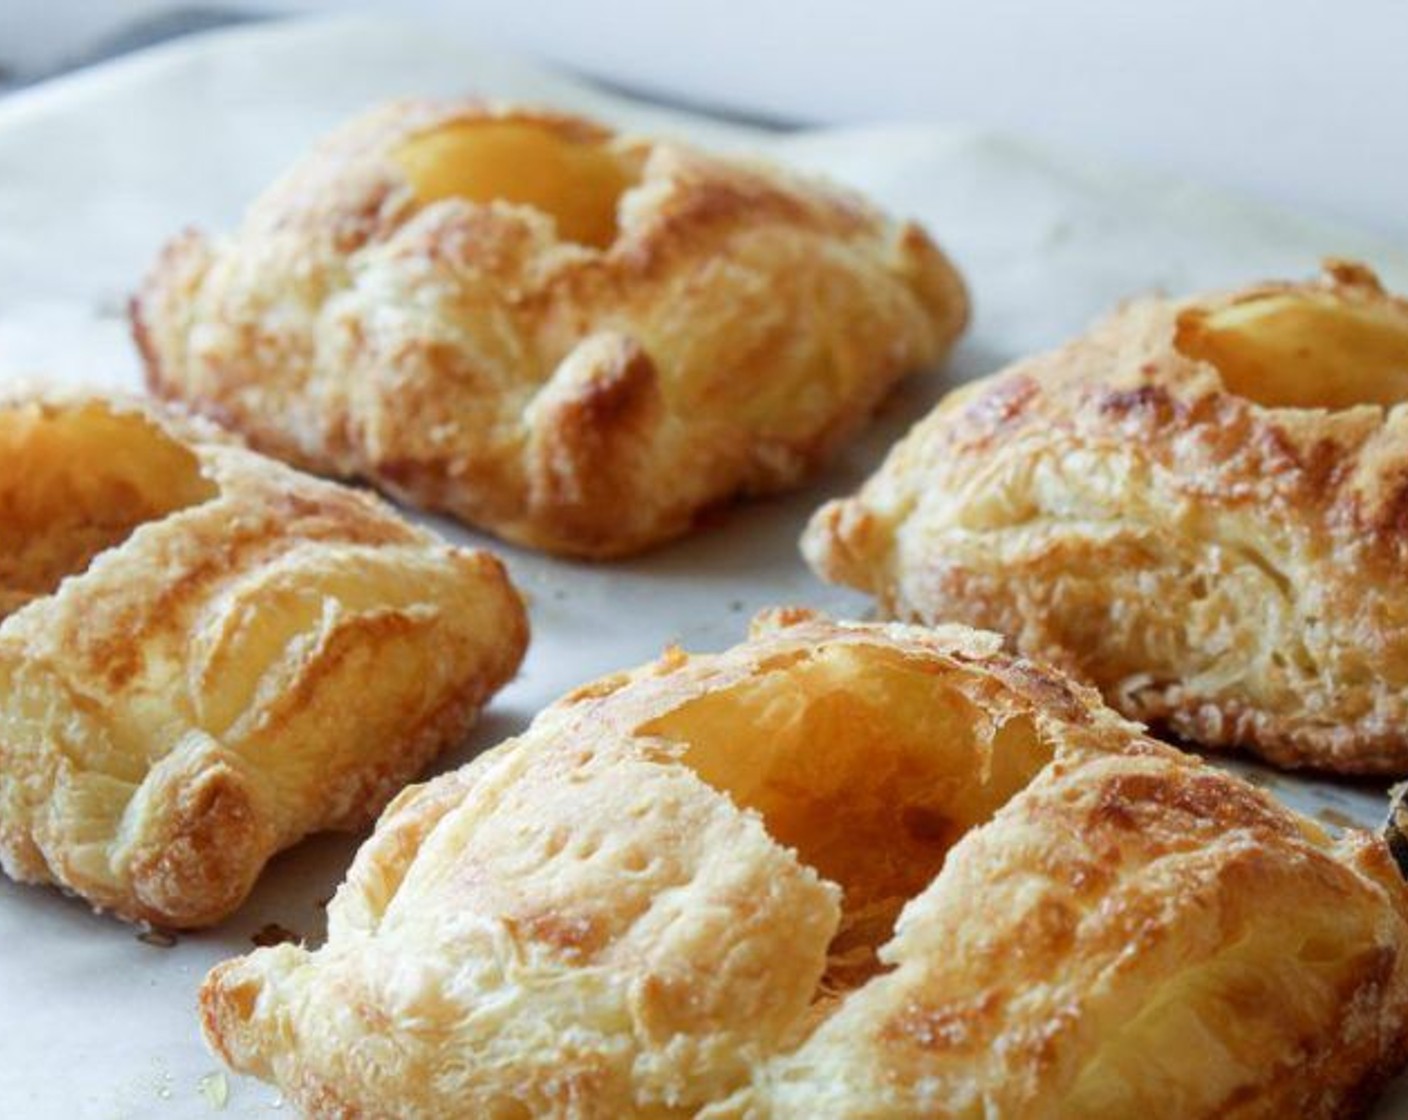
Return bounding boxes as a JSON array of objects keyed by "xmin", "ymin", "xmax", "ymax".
[{"xmin": 1, "ymin": 16, "xmax": 1406, "ymax": 1117}]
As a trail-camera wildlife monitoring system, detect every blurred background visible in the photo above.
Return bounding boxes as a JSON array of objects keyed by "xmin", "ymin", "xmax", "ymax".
[{"xmin": 1, "ymin": 0, "xmax": 1404, "ymax": 243}]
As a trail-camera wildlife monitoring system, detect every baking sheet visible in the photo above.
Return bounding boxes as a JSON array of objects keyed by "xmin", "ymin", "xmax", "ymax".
[{"xmin": 1, "ymin": 15, "xmax": 1407, "ymax": 1117}]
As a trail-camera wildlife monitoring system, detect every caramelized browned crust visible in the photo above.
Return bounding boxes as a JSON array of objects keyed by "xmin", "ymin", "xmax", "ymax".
[
  {"xmin": 201, "ymin": 612, "xmax": 1408, "ymax": 1117},
  {"xmin": 133, "ymin": 100, "xmax": 968, "ymax": 558},
  {"xmin": 0, "ymin": 394, "xmax": 528, "ymax": 927},
  {"xmin": 805, "ymin": 261, "xmax": 1408, "ymax": 774}
]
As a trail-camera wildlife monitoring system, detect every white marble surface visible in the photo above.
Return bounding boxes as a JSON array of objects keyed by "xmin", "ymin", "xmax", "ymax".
[
  {"xmin": 3, "ymin": 0, "xmax": 1407, "ymax": 245},
  {"xmin": 1, "ymin": 16, "xmax": 1407, "ymax": 1118}
]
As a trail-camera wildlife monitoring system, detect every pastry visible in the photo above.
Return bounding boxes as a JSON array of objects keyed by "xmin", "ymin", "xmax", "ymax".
[
  {"xmin": 133, "ymin": 100, "xmax": 968, "ymax": 558},
  {"xmin": 805, "ymin": 260, "xmax": 1408, "ymax": 774},
  {"xmin": 201, "ymin": 610, "xmax": 1408, "ymax": 1118},
  {"xmin": 0, "ymin": 394, "xmax": 528, "ymax": 928}
]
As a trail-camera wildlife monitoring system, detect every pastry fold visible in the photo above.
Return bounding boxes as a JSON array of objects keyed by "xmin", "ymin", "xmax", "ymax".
[
  {"xmin": 806, "ymin": 261, "xmax": 1408, "ymax": 773},
  {"xmin": 201, "ymin": 611, "xmax": 1408, "ymax": 1118},
  {"xmin": 133, "ymin": 100, "xmax": 968, "ymax": 558},
  {"xmin": 0, "ymin": 395, "xmax": 527, "ymax": 927}
]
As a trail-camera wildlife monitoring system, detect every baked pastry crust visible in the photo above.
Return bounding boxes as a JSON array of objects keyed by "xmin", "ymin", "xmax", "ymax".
[
  {"xmin": 0, "ymin": 394, "xmax": 527, "ymax": 927},
  {"xmin": 806, "ymin": 261, "xmax": 1408, "ymax": 774},
  {"xmin": 133, "ymin": 100, "xmax": 968, "ymax": 558},
  {"xmin": 201, "ymin": 610, "xmax": 1408, "ymax": 1117}
]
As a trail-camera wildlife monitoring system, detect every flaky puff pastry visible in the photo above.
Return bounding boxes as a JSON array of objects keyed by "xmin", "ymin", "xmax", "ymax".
[
  {"xmin": 202, "ymin": 610, "xmax": 1408, "ymax": 1118},
  {"xmin": 0, "ymin": 395, "xmax": 527, "ymax": 928},
  {"xmin": 807, "ymin": 261, "xmax": 1408, "ymax": 774},
  {"xmin": 132, "ymin": 100, "xmax": 968, "ymax": 558}
]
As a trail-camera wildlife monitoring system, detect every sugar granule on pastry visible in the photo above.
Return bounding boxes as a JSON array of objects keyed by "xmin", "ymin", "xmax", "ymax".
[
  {"xmin": 133, "ymin": 100, "xmax": 968, "ymax": 558},
  {"xmin": 806, "ymin": 260, "xmax": 1408, "ymax": 774},
  {"xmin": 201, "ymin": 610, "xmax": 1408, "ymax": 1118},
  {"xmin": 0, "ymin": 394, "xmax": 528, "ymax": 928}
]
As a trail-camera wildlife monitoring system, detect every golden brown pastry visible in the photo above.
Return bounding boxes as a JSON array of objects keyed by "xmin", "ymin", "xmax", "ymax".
[
  {"xmin": 201, "ymin": 610, "xmax": 1408, "ymax": 1118},
  {"xmin": 0, "ymin": 394, "xmax": 527, "ymax": 928},
  {"xmin": 133, "ymin": 100, "xmax": 968, "ymax": 558},
  {"xmin": 806, "ymin": 260, "xmax": 1408, "ymax": 775}
]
